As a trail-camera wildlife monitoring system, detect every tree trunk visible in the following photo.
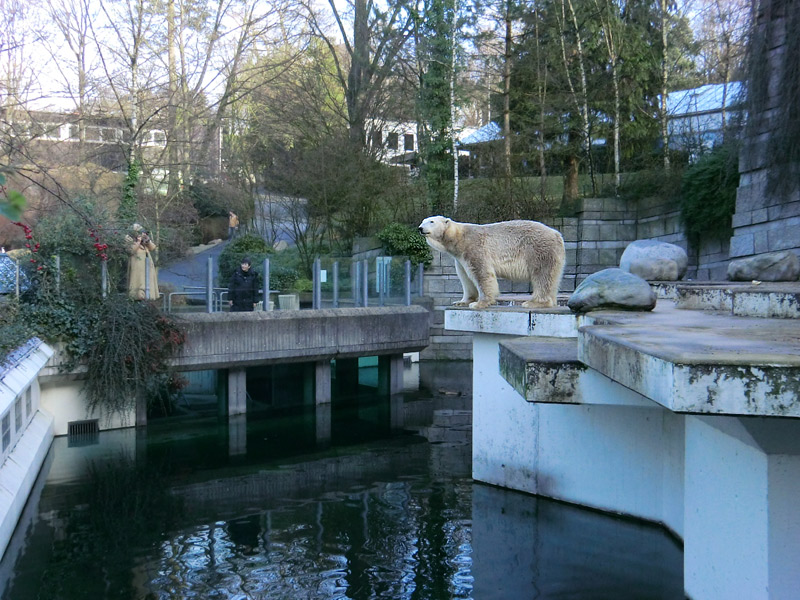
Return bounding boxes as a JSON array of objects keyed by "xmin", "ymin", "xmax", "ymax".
[
  {"xmin": 660, "ymin": 0, "xmax": 670, "ymax": 171},
  {"xmin": 503, "ymin": 2, "xmax": 512, "ymax": 190},
  {"xmin": 451, "ymin": 0, "xmax": 459, "ymax": 212},
  {"xmin": 562, "ymin": 153, "xmax": 579, "ymax": 213},
  {"xmin": 348, "ymin": 0, "xmax": 370, "ymax": 146},
  {"xmin": 167, "ymin": 0, "xmax": 180, "ymax": 195}
]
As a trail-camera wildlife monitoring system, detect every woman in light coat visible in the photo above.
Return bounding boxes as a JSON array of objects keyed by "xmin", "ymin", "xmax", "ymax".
[{"xmin": 127, "ymin": 226, "xmax": 159, "ymax": 300}]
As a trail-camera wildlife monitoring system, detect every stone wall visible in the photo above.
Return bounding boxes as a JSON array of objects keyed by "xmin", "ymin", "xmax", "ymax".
[{"xmin": 731, "ymin": 7, "xmax": 800, "ymax": 266}]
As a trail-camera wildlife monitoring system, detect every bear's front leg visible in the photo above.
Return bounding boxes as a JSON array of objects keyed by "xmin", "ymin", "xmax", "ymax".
[
  {"xmin": 468, "ymin": 269, "xmax": 498, "ymax": 309},
  {"xmin": 453, "ymin": 260, "xmax": 479, "ymax": 306}
]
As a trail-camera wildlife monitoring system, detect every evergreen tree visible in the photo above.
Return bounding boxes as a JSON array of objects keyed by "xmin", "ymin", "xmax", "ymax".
[{"xmin": 416, "ymin": 0, "xmax": 458, "ymax": 214}]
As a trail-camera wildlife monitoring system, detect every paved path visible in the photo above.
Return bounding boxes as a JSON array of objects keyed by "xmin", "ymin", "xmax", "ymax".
[{"xmin": 158, "ymin": 241, "xmax": 229, "ymax": 291}]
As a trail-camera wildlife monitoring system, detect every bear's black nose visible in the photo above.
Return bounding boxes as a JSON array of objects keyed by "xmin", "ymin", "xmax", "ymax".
[{"xmin": 418, "ymin": 227, "xmax": 425, "ymax": 233}]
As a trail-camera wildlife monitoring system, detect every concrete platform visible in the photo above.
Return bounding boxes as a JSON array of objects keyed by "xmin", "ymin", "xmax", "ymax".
[
  {"xmin": 674, "ymin": 281, "xmax": 800, "ymax": 318},
  {"xmin": 448, "ymin": 283, "xmax": 800, "ymax": 600},
  {"xmin": 578, "ymin": 304, "xmax": 800, "ymax": 417},
  {"xmin": 498, "ymin": 337, "xmax": 585, "ymax": 404}
]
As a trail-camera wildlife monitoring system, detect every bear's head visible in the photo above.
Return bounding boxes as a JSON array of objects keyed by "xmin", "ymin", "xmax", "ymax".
[{"xmin": 418, "ymin": 216, "xmax": 451, "ymax": 240}]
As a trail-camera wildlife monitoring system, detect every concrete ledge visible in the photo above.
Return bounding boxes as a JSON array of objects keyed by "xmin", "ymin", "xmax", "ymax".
[
  {"xmin": 446, "ymin": 306, "xmax": 579, "ymax": 338},
  {"xmin": 499, "ymin": 337, "xmax": 585, "ymax": 404},
  {"xmin": 578, "ymin": 306, "xmax": 800, "ymax": 417},
  {"xmin": 675, "ymin": 282, "xmax": 800, "ymax": 318},
  {"xmin": 173, "ymin": 306, "xmax": 431, "ymax": 370}
]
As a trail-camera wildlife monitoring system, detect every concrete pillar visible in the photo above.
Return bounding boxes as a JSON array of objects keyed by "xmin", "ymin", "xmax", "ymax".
[
  {"xmin": 316, "ymin": 402, "xmax": 331, "ymax": 446},
  {"xmin": 378, "ymin": 354, "xmax": 404, "ymax": 396},
  {"xmin": 684, "ymin": 416, "xmax": 800, "ymax": 600},
  {"xmin": 135, "ymin": 393, "xmax": 147, "ymax": 427},
  {"xmin": 389, "ymin": 393, "xmax": 404, "ymax": 431},
  {"xmin": 228, "ymin": 368, "xmax": 247, "ymax": 416},
  {"xmin": 228, "ymin": 414, "xmax": 247, "ymax": 456},
  {"xmin": 315, "ymin": 360, "xmax": 332, "ymax": 405}
]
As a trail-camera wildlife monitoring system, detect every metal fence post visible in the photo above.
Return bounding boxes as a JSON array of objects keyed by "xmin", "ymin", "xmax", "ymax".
[
  {"xmin": 378, "ymin": 259, "xmax": 385, "ymax": 307},
  {"xmin": 313, "ymin": 257, "xmax": 321, "ymax": 309},
  {"xmin": 206, "ymin": 256, "xmax": 214, "ymax": 313},
  {"xmin": 352, "ymin": 261, "xmax": 360, "ymax": 307},
  {"xmin": 405, "ymin": 260, "xmax": 411, "ymax": 306},
  {"xmin": 101, "ymin": 260, "xmax": 108, "ymax": 299},
  {"xmin": 362, "ymin": 259, "xmax": 369, "ymax": 307},
  {"xmin": 54, "ymin": 255, "xmax": 61, "ymax": 293},
  {"xmin": 263, "ymin": 258, "xmax": 270, "ymax": 310},
  {"xmin": 333, "ymin": 261, "xmax": 339, "ymax": 308},
  {"xmin": 144, "ymin": 256, "xmax": 150, "ymax": 299},
  {"xmin": 418, "ymin": 263, "xmax": 424, "ymax": 297}
]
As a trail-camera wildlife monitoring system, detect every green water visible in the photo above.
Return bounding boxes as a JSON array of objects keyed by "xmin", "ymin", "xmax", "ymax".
[{"xmin": 0, "ymin": 362, "xmax": 683, "ymax": 599}]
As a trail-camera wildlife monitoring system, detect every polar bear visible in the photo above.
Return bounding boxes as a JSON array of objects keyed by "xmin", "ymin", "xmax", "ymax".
[{"xmin": 419, "ymin": 216, "xmax": 565, "ymax": 309}]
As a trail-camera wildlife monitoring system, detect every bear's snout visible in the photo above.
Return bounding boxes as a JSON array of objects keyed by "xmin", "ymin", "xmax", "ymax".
[{"xmin": 418, "ymin": 226, "xmax": 426, "ymax": 234}]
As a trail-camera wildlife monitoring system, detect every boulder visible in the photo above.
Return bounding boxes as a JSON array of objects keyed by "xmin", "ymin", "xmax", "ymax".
[
  {"xmin": 727, "ymin": 251, "xmax": 800, "ymax": 282},
  {"xmin": 619, "ymin": 239, "xmax": 688, "ymax": 281},
  {"xmin": 568, "ymin": 268, "xmax": 657, "ymax": 313}
]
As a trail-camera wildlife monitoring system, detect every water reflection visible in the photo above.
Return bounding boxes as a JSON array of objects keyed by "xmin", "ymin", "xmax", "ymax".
[{"xmin": 1, "ymin": 361, "xmax": 683, "ymax": 599}]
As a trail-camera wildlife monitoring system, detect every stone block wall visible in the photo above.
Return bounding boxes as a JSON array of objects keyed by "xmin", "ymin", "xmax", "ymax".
[{"xmin": 730, "ymin": 5, "xmax": 800, "ymax": 267}]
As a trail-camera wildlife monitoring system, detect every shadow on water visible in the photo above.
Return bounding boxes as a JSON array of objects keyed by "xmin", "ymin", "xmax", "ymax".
[{"xmin": 0, "ymin": 361, "xmax": 684, "ymax": 600}]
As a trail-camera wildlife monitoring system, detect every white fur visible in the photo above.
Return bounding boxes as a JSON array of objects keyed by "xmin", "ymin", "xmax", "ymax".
[{"xmin": 419, "ymin": 216, "xmax": 565, "ymax": 309}]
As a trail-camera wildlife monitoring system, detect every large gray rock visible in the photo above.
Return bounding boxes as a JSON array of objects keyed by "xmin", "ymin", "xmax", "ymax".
[
  {"xmin": 568, "ymin": 268, "xmax": 657, "ymax": 313},
  {"xmin": 727, "ymin": 251, "xmax": 800, "ymax": 282},
  {"xmin": 620, "ymin": 239, "xmax": 688, "ymax": 281}
]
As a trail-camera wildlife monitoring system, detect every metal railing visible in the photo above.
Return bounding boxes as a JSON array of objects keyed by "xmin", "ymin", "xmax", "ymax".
[{"xmin": 1, "ymin": 252, "xmax": 425, "ymax": 313}]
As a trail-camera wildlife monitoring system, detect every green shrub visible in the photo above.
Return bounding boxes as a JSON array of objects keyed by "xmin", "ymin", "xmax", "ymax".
[
  {"xmin": 618, "ymin": 168, "xmax": 684, "ymax": 202},
  {"xmin": 189, "ymin": 181, "xmax": 250, "ymax": 219},
  {"xmin": 680, "ymin": 144, "xmax": 739, "ymax": 245},
  {"xmin": 377, "ymin": 223, "xmax": 432, "ymax": 267},
  {"xmin": 269, "ymin": 265, "xmax": 301, "ymax": 291},
  {"xmin": 217, "ymin": 234, "xmax": 272, "ymax": 285}
]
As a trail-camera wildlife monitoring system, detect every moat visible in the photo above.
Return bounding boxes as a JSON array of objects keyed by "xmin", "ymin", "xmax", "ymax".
[{"xmin": 0, "ymin": 361, "xmax": 683, "ymax": 599}]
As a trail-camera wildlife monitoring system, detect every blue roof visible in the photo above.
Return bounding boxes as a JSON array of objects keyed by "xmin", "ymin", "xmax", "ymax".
[
  {"xmin": 666, "ymin": 82, "xmax": 744, "ymax": 117},
  {"xmin": 459, "ymin": 122, "xmax": 502, "ymax": 146}
]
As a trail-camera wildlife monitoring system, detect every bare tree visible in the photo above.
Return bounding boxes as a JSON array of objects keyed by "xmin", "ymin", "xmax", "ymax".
[
  {"xmin": 592, "ymin": 0, "xmax": 623, "ymax": 194},
  {"xmin": 46, "ymin": 0, "xmax": 98, "ymax": 152},
  {"xmin": 303, "ymin": 0, "xmax": 414, "ymax": 146}
]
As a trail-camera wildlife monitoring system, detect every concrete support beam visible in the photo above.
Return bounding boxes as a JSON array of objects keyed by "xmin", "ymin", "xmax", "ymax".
[
  {"xmin": 228, "ymin": 414, "xmax": 246, "ymax": 456},
  {"xmin": 228, "ymin": 368, "xmax": 247, "ymax": 416},
  {"xmin": 378, "ymin": 354, "xmax": 404, "ymax": 396},
  {"xmin": 315, "ymin": 403, "xmax": 331, "ymax": 445},
  {"xmin": 136, "ymin": 394, "xmax": 147, "ymax": 427},
  {"xmin": 315, "ymin": 360, "xmax": 332, "ymax": 405},
  {"xmin": 685, "ymin": 416, "xmax": 800, "ymax": 600}
]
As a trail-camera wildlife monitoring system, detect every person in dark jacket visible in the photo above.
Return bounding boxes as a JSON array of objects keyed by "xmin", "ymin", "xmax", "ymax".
[{"xmin": 228, "ymin": 257, "xmax": 259, "ymax": 312}]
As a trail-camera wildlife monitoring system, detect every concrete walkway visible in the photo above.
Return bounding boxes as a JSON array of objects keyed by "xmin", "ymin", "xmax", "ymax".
[{"xmin": 158, "ymin": 240, "xmax": 229, "ymax": 290}]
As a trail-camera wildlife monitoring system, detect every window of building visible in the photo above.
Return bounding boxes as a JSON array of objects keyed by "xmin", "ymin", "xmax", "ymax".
[
  {"xmin": 25, "ymin": 387, "xmax": 31, "ymax": 419},
  {"xmin": 371, "ymin": 129, "xmax": 382, "ymax": 148},
  {"xmin": 14, "ymin": 398, "xmax": 22, "ymax": 432},
  {"xmin": 404, "ymin": 134, "xmax": 414, "ymax": 151},
  {"xmin": 387, "ymin": 132, "xmax": 399, "ymax": 150},
  {"xmin": 1, "ymin": 413, "xmax": 9, "ymax": 452}
]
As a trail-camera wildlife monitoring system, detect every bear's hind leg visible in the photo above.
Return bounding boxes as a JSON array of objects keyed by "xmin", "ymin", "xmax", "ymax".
[
  {"xmin": 522, "ymin": 261, "xmax": 562, "ymax": 308},
  {"xmin": 453, "ymin": 260, "xmax": 479, "ymax": 306}
]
